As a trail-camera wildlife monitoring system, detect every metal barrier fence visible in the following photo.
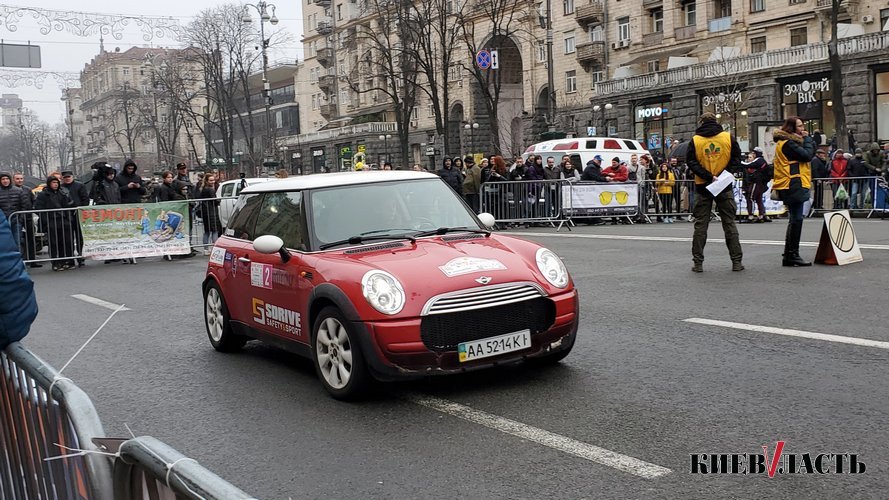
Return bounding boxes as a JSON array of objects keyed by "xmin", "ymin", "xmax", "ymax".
[
  {"xmin": 9, "ymin": 196, "xmax": 238, "ymax": 265},
  {"xmin": 1, "ymin": 342, "xmax": 112, "ymax": 499},
  {"xmin": 480, "ymin": 179, "xmax": 570, "ymax": 227},
  {"xmin": 1, "ymin": 342, "xmax": 255, "ymax": 499},
  {"xmin": 809, "ymin": 176, "xmax": 887, "ymax": 218},
  {"xmin": 638, "ymin": 179, "xmax": 697, "ymax": 221}
]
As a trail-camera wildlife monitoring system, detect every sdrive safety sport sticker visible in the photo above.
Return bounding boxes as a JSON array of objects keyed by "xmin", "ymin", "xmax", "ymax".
[{"xmin": 438, "ymin": 257, "xmax": 506, "ymax": 277}]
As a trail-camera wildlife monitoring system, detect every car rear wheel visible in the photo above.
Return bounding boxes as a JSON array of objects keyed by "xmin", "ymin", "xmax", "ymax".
[
  {"xmin": 312, "ymin": 306, "xmax": 370, "ymax": 400},
  {"xmin": 204, "ymin": 282, "xmax": 247, "ymax": 352}
]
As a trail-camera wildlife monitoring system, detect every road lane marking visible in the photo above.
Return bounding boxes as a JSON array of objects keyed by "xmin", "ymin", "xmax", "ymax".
[
  {"xmin": 71, "ymin": 294, "xmax": 131, "ymax": 312},
  {"xmin": 684, "ymin": 318, "xmax": 889, "ymax": 350},
  {"xmin": 408, "ymin": 395, "xmax": 671, "ymax": 479},
  {"xmin": 508, "ymin": 232, "xmax": 889, "ymax": 251}
]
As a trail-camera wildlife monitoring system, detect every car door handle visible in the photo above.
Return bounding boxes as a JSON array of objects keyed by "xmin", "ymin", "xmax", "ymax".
[{"xmin": 238, "ymin": 257, "xmax": 251, "ymax": 264}]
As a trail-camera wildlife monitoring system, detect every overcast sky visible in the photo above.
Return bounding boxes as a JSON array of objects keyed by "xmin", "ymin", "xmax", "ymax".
[{"xmin": 1, "ymin": 1, "xmax": 304, "ymax": 123}]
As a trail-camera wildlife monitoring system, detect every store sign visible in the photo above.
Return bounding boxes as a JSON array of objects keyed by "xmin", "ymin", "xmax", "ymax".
[
  {"xmin": 784, "ymin": 78, "xmax": 830, "ymax": 104},
  {"xmin": 312, "ymin": 149, "xmax": 324, "ymax": 157},
  {"xmin": 702, "ymin": 91, "xmax": 743, "ymax": 114},
  {"xmin": 637, "ymin": 106, "xmax": 668, "ymax": 120}
]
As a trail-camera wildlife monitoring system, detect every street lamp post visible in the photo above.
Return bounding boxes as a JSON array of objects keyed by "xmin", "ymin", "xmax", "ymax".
[
  {"xmin": 242, "ymin": 2, "xmax": 279, "ymax": 166},
  {"xmin": 591, "ymin": 103, "xmax": 613, "ymax": 135},
  {"xmin": 378, "ymin": 134, "xmax": 391, "ymax": 165},
  {"xmin": 463, "ymin": 122, "xmax": 478, "ymax": 156}
]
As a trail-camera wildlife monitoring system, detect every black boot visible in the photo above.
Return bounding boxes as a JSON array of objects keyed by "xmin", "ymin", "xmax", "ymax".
[{"xmin": 783, "ymin": 221, "xmax": 811, "ymax": 267}]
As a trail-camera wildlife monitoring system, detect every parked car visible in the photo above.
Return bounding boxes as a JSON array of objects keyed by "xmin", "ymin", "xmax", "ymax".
[
  {"xmin": 216, "ymin": 177, "xmax": 279, "ymax": 227},
  {"xmin": 202, "ymin": 171, "xmax": 579, "ymax": 399}
]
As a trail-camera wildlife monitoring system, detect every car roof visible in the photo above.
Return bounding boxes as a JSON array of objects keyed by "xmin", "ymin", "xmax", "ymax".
[
  {"xmin": 220, "ymin": 177, "xmax": 278, "ymax": 185},
  {"xmin": 241, "ymin": 171, "xmax": 439, "ymax": 193}
]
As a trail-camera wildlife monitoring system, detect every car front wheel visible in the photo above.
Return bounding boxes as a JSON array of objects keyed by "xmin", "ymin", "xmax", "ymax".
[
  {"xmin": 204, "ymin": 282, "xmax": 247, "ymax": 352},
  {"xmin": 312, "ymin": 306, "xmax": 371, "ymax": 400}
]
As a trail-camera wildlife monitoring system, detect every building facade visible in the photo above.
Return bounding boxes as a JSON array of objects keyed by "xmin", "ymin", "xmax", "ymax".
[
  {"xmin": 77, "ymin": 46, "xmax": 206, "ymax": 174},
  {"xmin": 61, "ymin": 88, "xmax": 88, "ymax": 174},
  {"xmin": 292, "ymin": 0, "xmax": 889, "ymax": 170},
  {"xmin": 0, "ymin": 93, "xmax": 22, "ymax": 130}
]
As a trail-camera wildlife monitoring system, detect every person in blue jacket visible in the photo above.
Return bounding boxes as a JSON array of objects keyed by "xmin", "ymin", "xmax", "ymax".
[{"xmin": 0, "ymin": 210, "xmax": 38, "ymax": 349}]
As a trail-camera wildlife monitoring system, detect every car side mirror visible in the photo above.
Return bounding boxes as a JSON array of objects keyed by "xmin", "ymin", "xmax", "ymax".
[
  {"xmin": 253, "ymin": 235, "xmax": 290, "ymax": 263},
  {"xmin": 477, "ymin": 212, "xmax": 496, "ymax": 229}
]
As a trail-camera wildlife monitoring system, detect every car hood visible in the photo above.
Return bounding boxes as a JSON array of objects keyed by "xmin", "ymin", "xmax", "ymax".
[{"xmin": 309, "ymin": 234, "xmax": 568, "ymax": 316}]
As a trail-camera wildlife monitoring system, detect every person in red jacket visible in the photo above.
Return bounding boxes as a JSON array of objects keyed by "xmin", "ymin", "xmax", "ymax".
[
  {"xmin": 829, "ymin": 149, "xmax": 850, "ymax": 209},
  {"xmin": 602, "ymin": 157, "xmax": 629, "ymax": 182}
]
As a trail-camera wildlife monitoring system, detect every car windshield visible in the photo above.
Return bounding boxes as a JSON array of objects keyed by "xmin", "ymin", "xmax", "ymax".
[{"xmin": 309, "ymin": 178, "xmax": 480, "ymax": 249}]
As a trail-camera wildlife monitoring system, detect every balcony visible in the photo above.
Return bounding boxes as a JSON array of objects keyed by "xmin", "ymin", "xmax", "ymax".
[
  {"xmin": 319, "ymin": 103, "xmax": 337, "ymax": 118},
  {"xmin": 642, "ymin": 0, "xmax": 661, "ymax": 6},
  {"xmin": 313, "ymin": 0, "xmax": 331, "ymax": 6},
  {"xmin": 574, "ymin": 1, "xmax": 603, "ymax": 25},
  {"xmin": 316, "ymin": 21, "xmax": 333, "ymax": 36},
  {"xmin": 316, "ymin": 47, "xmax": 334, "ymax": 67},
  {"xmin": 318, "ymin": 74, "xmax": 337, "ymax": 91},
  {"xmin": 708, "ymin": 16, "xmax": 731, "ymax": 32},
  {"xmin": 642, "ymin": 32, "xmax": 664, "ymax": 47},
  {"xmin": 575, "ymin": 41, "xmax": 605, "ymax": 65},
  {"xmin": 675, "ymin": 25, "xmax": 696, "ymax": 40}
]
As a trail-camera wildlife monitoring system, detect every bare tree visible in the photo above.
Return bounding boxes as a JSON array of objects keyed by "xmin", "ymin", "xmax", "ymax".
[
  {"xmin": 828, "ymin": 0, "xmax": 848, "ymax": 151},
  {"xmin": 107, "ymin": 82, "xmax": 144, "ymax": 160},
  {"xmin": 346, "ymin": 0, "xmax": 420, "ymax": 168},
  {"xmin": 405, "ymin": 0, "xmax": 467, "ymax": 155},
  {"xmin": 455, "ymin": 0, "xmax": 522, "ymax": 155},
  {"xmin": 701, "ymin": 48, "xmax": 749, "ymax": 143}
]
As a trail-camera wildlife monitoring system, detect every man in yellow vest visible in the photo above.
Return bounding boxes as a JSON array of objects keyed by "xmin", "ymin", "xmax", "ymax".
[{"xmin": 685, "ymin": 112, "xmax": 744, "ymax": 272}]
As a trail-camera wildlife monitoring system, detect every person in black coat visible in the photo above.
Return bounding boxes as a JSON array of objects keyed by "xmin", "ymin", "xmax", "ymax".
[
  {"xmin": 153, "ymin": 171, "xmax": 179, "ymax": 202},
  {"xmin": 91, "ymin": 163, "xmax": 122, "ymax": 205},
  {"xmin": 34, "ymin": 176, "xmax": 76, "ymax": 271},
  {"xmin": 198, "ymin": 173, "xmax": 223, "ymax": 254},
  {"xmin": 437, "ymin": 157, "xmax": 464, "ymax": 195},
  {"xmin": 581, "ymin": 156, "xmax": 606, "ymax": 181},
  {"xmin": 116, "ymin": 159, "xmax": 146, "ymax": 204},
  {"xmin": 772, "ymin": 116, "xmax": 816, "ymax": 267},
  {"xmin": 61, "ymin": 170, "xmax": 89, "ymax": 267},
  {"xmin": 811, "ymin": 149, "xmax": 829, "ymax": 209}
]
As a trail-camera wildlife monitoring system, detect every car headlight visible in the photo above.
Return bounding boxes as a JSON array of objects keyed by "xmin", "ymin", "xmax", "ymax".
[
  {"xmin": 361, "ymin": 270, "xmax": 405, "ymax": 315},
  {"xmin": 536, "ymin": 248, "xmax": 569, "ymax": 289}
]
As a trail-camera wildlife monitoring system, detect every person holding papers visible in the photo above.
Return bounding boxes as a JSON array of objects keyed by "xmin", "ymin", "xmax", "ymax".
[{"xmin": 686, "ymin": 112, "xmax": 744, "ymax": 273}]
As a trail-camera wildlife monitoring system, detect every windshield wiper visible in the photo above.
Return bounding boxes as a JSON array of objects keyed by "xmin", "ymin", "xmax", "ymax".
[
  {"xmin": 318, "ymin": 233, "xmax": 416, "ymax": 250},
  {"xmin": 414, "ymin": 226, "xmax": 491, "ymax": 238}
]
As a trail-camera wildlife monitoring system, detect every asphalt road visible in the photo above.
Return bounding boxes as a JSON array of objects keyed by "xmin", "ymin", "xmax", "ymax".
[{"xmin": 20, "ymin": 218, "xmax": 889, "ymax": 499}]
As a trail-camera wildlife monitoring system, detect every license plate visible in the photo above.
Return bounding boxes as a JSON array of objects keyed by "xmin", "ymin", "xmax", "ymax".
[{"xmin": 458, "ymin": 330, "xmax": 531, "ymax": 362}]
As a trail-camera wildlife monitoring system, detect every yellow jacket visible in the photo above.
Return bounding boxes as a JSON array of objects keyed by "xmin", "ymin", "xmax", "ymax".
[{"xmin": 655, "ymin": 171, "xmax": 675, "ymax": 194}]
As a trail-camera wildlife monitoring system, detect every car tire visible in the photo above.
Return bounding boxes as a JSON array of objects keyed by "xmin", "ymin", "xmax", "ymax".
[
  {"xmin": 529, "ymin": 333, "xmax": 575, "ymax": 366},
  {"xmin": 312, "ymin": 306, "xmax": 371, "ymax": 400},
  {"xmin": 204, "ymin": 281, "xmax": 247, "ymax": 353}
]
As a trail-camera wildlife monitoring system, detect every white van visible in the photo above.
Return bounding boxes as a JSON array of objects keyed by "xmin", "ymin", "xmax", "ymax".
[
  {"xmin": 216, "ymin": 177, "xmax": 279, "ymax": 227},
  {"xmin": 524, "ymin": 137, "xmax": 652, "ymax": 172}
]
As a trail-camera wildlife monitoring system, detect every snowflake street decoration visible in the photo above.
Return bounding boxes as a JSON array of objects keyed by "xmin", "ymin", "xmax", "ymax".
[
  {"xmin": 0, "ymin": 70, "xmax": 80, "ymax": 89},
  {"xmin": 0, "ymin": 5, "xmax": 185, "ymax": 42}
]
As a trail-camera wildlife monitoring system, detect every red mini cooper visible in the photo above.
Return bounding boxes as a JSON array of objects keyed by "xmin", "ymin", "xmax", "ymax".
[{"xmin": 203, "ymin": 171, "xmax": 578, "ymax": 399}]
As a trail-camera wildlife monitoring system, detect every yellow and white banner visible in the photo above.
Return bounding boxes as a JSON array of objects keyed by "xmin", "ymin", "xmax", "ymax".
[{"xmin": 561, "ymin": 182, "xmax": 638, "ymax": 216}]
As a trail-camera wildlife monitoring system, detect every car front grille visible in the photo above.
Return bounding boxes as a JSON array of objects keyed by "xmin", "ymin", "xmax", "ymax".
[
  {"xmin": 422, "ymin": 282, "xmax": 544, "ymax": 315},
  {"xmin": 420, "ymin": 297, "xmax": 555, "ymax": 352}
]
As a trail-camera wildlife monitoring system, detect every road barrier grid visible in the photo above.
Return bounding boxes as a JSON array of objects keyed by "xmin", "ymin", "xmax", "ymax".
[{"xmin": 1, "ymin": 342, "xmax": 254, "ymax": 499}]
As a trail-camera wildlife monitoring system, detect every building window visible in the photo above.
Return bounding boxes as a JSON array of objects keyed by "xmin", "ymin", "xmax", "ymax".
[
  {"xmin": 122, "ymin": 67, "xmax": 130, "ymax": 76},
  {"xmin": 591, "ymin": 71, "xmax": 604, "ymax": 89},
  {"xmin": 750, "ymin": 36, "xmax": 766, "ymax": 53},
  {"xmin": 750, "ymin": 0, "xmax": 764, "ymax": 13},
  {"xmin": 880, "ymin": 8, "xmax": 888, "ymax": 30},
  {"xmin": 566, "ymin": 70, "xmax": 577, "ymax": 93},
  {"xmin": 683, "ymin": 1, "xmax": 697, "ymax": 26},
  {"xmin": 876, "ymin": 71, "xmax": 889, "ymax": 141},
  {"xmin": 563, "ymin": 0, "xmax": 574, "ymax": 15},
  {"xmin": 651, "ymin": 8, "xmax": 663, "ymax": 33},
  {"xmin": 448, "ymin": 64, "xmax": 461, "ymax": 81},
  {"xmin": 311, "ymin": 94, "xmax": 319, "ymax": 110},
  {"xmin": 427, "ymin": 103, "xmax": 435, "ymax": 118},
  {"xmin": 714, "ymin": 0, "xmax": 731, "ymax": 18},
  {"xmin": 647, "ymin": 60, "xmax": 660, "ymax": 73},
  {"xmin": 788, "ymin": 0, "xmax": 805, "ymax": 4},
  {"xmin": 618, "ymin": 17, "xmax": 630, "ymax": 41},
  {"xmin": 537, "ymin": 41, "xmax": 547, "ymax": 63},
  {"xmin": 589, "ymin": 25, "xmax": 604, "ymax": 42},
  {"xmin": 790, "ymin": 27, "xmax": 807, "ymax": 46},
  {"xmin": 564, "ymin": 35, "xmax": 576, "ymax": 54}
]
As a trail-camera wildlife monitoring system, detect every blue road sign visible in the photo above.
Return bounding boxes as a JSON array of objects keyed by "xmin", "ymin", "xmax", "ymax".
[{"xmin": 476, "ymin": 50, "xmax": 491, "ymax": 70}]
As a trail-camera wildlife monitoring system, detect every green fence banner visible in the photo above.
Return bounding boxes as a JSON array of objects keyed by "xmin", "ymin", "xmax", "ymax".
[{"xmin": 78, "ymin": 202, "xmax": 191, "ymax": 259}]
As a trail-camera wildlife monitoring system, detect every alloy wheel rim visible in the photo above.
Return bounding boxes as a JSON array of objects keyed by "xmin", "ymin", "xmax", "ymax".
[
  {"xmin": 316, "ymin": 317, "xmax": 353, "ymax": 389},
  {"xmin": 206, "ymin": 288, "xmax": 224, "ymax": 342}
]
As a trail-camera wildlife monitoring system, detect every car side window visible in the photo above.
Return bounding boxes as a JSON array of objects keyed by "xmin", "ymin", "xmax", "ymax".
[
  {"xmin": 221, "ymin": 183, "xmax": 234, "ymax": 197},
  {"xmin": 226, "ymin": 194, "xmax": 263, "ymax": 240},
  {"xmin": 254, "ymin": 191, "xmax": 306, "ymax": 251}
]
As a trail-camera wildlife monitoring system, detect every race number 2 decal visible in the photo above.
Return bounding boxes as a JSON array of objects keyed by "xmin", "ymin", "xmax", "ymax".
[{"xmin": 251, "ymin": 263, "xmax": 273, "ymax": 289}]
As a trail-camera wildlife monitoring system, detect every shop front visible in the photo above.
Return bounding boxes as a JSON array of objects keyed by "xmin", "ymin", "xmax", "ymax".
[
  {"xmin": 338, "ymin": 144, "xmax": 353, "ymax": 171},
  {"xmin": 780, "ymin": 73, "xmax": 834, "ymax": 139},
  {"xmin": 633, "ymin": 98, "xmax": 672, "ymax": 158},
  {"xmin": 876, "ymin": 69, "xmax": 889, "ymax": 143},
  {"xmin": 701, "ymin": 88, "xmax": 749, "ymax": 152},
  {"xmin": 311, "ymin": 147, "xmax": 326, "ymax": 173}
]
